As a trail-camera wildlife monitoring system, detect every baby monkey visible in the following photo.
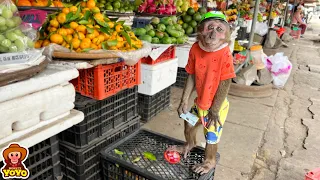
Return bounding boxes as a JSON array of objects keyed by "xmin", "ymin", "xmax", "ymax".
[{"xmin": 167, "ymin": 11, "xmax": 235, "ymax": 175}]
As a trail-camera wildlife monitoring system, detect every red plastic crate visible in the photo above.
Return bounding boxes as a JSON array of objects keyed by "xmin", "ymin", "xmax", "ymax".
[
  {"xmin": 71, "ymin": 61, "xmax": 141, "ymax": 100},
  {"xmin": 141, "ymin": 46, "xmax": 176, "ymax": 65},
  {"xmin": 290, "ymin": 29, "xmax": 301, "ymax": 39},
  {"xmin": 305, "ymin": 168, "xmax": 320, "ymax": 180}
]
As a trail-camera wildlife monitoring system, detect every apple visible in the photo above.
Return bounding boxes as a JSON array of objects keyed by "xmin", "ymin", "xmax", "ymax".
[
  {"xmin": 8, "ymin": 44, "xmax": 18, "ymax": 52},
  {"xmin": 14, "ymin": 29, "xmax": 24, "ymax": 37},
  {"xmin": 12, "ymin": 16, "xmax": 22, "ymax": 26},
  {"xmin": 2, "ymin": 9, "xmax": 13, "ymax": 19},
  {"xmin": 10, "ymin": 5, "xmax": 18, "ymax": 13},
  {"xmin": 5, "ymin": 19, "xmax": 16, "ymax": 28},
  {"xmin": 1, "ymin": 39, "xmax": 12, "ymax": 48},
  {"xmin": 0, "ymin": 17, "xmax": 5, "ymax": 26},
  {"xmin": 26, "ymin": 38, "xmax": 34, "ymax": 48},
  {"xmin": 5, "ymin": 31, "xmax": 19, "ymax": 41},
  {"xmin": 14, "ymin": 39, "xmax": 26, "ymax": 51},
  {"xmin": 0, "ymin": 34, "xmax": 5, "ymax": 41},
  {"xmin": 0, "ymin": 45, "xmax": 8, "ymax": 53},
  {"xmin": 0, "ymin": 25, "xmax": 7, "ymax": 32}
]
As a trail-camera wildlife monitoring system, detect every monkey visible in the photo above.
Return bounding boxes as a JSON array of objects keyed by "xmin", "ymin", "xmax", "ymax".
[{"xmin": 167, "ymin": 11, "xmax": 235, "ymax": 175}]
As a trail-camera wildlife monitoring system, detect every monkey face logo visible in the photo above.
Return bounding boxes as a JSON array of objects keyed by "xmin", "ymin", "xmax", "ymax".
[{"xmin": 1, "ymin": 143, "xmax": 29, "ymax": 179}]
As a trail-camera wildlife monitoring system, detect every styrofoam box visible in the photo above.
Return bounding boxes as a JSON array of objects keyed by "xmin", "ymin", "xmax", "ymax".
[
  {"xmin": 0, "ymin": 64, "xmax": 78, "ymax": 103},
  {"xmin": 0, "ymin": 83, "xmax": 75, "ymax": 139},
  {"xmin": 176, "ymin": 45, "xmax": 192, "ymax": 68},
  {"xmin": 138, "ymin": 58, "xmax": 178, "ymax": 96}
]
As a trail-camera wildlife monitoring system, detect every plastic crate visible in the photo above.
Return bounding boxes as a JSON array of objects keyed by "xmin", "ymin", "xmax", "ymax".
[
  {"xmin": 174, "ymin": 67, "xmax": 188, "ymax": 88},
  {"xmin": 0, "ymin": 136, "xmax": 61, "ymax": 180},
  {"xmin": 100, "ymin": 129, "xmax": 219, "ymax": 180},
  {"xmin": 132, "ymin": 16, "xmax": 152, "ymax": 28},
  {"xmin": 71, "ymin": 61, "xmax": 141, "ymax": 100},
  {"xmin": 59, "ymin": 116, "xmax": 141, "ymax": 180},
  {"xmin": 58, "ymin": 86, "xmax": 138, "ymax": 149},
  {"xmin": 141, "ymin": 46, "xmax": 176, "ymax": 65},
  {"xmin": 138, "ymin": 86, "xmax": 170, "ymax": 122},
  {"xmin": 290, "ymin": 29, "xmax": 301, "ymax": 39}
]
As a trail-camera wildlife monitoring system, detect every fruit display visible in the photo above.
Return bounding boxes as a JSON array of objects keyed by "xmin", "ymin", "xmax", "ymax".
[
  {"xmin": 223, "ymin": 8, "xmax": 238, "ymax": 22},
  {"xmin": 138, "ymin": 0, "xmax": 177, "ymax": 15},
  {"xmin": 0, "ymin": 0, "xmax": 35, "ymax": 53},
  {"xmin": 133, "ymin": 16, "xmax": 188, "ymax": 44},
  {"xmin": 174, "ymin": 0, "xmax": 189, "ymax": 13},
  {"xmin": 177, "ymin": 7, "xmax": 206, "ymax": 36},
  {"xmin": 96, "ymin": 0, "xmax": 134, "ymax": 13},
  {"xmin": 36, "ymin": 0, "xmax": 142, "ymax": 52},
  {"xmin": 14, "ymin": 0, "xmax": 63, "ymax": 7}
]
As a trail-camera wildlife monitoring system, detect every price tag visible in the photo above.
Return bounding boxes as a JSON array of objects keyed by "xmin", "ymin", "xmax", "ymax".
[{"xmin": 149, "ymin": 45, "xmax": 171, "ymax": 60}]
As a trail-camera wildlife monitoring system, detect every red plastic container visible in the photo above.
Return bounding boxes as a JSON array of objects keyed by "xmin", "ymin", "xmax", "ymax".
[
  {"xmin": 305, "ymin": 168, "xmax": 320, "ymax": 180},
  {"xmin": 71, "ymin": 61, "xmax": 141, "ymax": 100},
  {"xmin": 290, "ymin": 29, "xmax": 301, "ymax": 39},
  {"xmin": 141, "ymin": 46, "xmax": 176, "ymax": 65}
]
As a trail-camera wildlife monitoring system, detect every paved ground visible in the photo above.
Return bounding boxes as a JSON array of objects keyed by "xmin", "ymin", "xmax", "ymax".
[{"xmin": 142, "ymin": 16, "xmax": 320, "ymax": 180}]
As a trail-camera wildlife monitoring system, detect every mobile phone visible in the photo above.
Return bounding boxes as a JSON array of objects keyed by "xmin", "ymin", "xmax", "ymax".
[{"xmin": 180, "ymin": 112, "xmax": 199, "ymax": 126}]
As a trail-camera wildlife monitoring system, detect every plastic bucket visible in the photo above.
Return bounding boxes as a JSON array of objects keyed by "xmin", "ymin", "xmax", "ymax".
[{"xmin": 305, "ymin": 168, "xmax": 320, "ymax": 180}]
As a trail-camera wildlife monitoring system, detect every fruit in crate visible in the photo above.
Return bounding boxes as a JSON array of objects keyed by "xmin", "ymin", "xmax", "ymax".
[
  {"xmin": 174, "ymin": 0, "xmax": 190, "ymax": 13},
  {"xmin": 257, "ymin": 13, "xmax": 263, "ymax": 22},
  {"xmin": 36, "ymin": 1, "xmax": 142, "ymax": 52},
  {"xmin": 133, "ymin": 16, "xmax": 188, "ymax": 44},
  {"xmin": 178, "ymin": 7, "xmax": 206, "ymax": 36},
  {"xmin": 138, "ymin": 0, "xmax": 177, "ymax": 15},
  {"xmin": 14, "ymin": 0, "xmax": 63, "ymax": 7},
  {"xmin": 97, "ymin": 0, "xmax": 134, "ymax": 13},
  {"xmin": 0, "ymin": 2, "xmax": 34, "ymax": 53},
  {"xmin": 223, "ymin": 8, "xmax": 237, "ymax": 22}
]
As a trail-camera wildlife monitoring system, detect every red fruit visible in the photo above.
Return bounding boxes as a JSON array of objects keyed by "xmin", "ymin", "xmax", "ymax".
[
  {"xmin": 164, "ymin": 151, "xmax": 181, "ymax": 164},
  {"xmin": 158, "ymin": 4, "xmax": 166, "ymax": 14},
  {"xmin": 147, "ymin": 4, "xmax": 157, "ymax": 13}
]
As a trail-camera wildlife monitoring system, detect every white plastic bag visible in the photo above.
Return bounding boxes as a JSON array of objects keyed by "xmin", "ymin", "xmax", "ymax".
[
  {"xmin": 264, "ymin": 52, "xmax": 292, "ymax": 88},
  {"xmin": 254, "ymin": 22, "xmax": 268, "ymax": 36}
]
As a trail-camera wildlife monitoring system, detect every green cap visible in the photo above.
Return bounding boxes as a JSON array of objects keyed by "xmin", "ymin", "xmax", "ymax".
[{"xmin": 200, "ymin": 11, "xmax": 228, "ymax": 23}]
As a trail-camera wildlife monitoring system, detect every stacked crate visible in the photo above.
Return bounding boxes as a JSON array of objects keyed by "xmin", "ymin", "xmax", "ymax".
[
  {"xmin": 58, "ymin": 61, "xmax": 142, "ymax": 180},
  {"xmin": 0, "ymin": 136, "xmax": 62, "ymax": 180},
  {"xmin": 174, "ymin": 45, "xmax": 191, "ymax": 88},
  {"xmin": 138, "ymin": 46, "xmax": 177, "ymax": 122}
]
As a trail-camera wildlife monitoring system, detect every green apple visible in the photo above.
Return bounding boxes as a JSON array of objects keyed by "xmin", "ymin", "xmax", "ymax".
[
  {"xmin": 0, "ymin": 34, "xmax": 5, "ymax": 41},
  {"xmin": 14, "ymin": 29, "xmax": 24, "ymax": 36},
  {"xmin": 1, "ymin": 39, "xmax": 12, "ymax": 48},
  {"xmin": 14, "ymin": 39, "xmax": 25, "ymax": 51},
  {"xmin": 0, "ymin": 45, "xmax": 8, "ymax": 53},
  {"xmin": 26, "ymin": 38, "xmax": 34, "ymax": 48},
  {"xmin": 8, "ymin": 44, "xmax": 18, "ymax": 52},
  {"xmin": 0, "ymin": 17, "xmax": 5, "ymax": 26},
  {"xmin": 5, "ymin": 31, "xmax": 18, "ymax": 41},
  {"xmin": 12, "ymin": 16, "xmax": 22, "ymax": 26},
  {"xmin": 10, "ymin": 5, "xmax": 18, "ymax": 13},
  {"xmin": 0, "ymin": 25, "xmax": 7, "ymax": 32},
  {"xmin": 2, "ymin": 9, "xmax": 13, "ymax": 19},
  {"xmin": 6, "ymin": 19, "xmax": 16, "ymax": 28}
]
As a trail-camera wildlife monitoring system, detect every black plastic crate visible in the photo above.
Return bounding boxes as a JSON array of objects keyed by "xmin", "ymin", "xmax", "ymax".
[
  {"xmin": 59, "ymin": 116, "xmax": 141, "ymax": 180},
  {"xmin": 132, "ymin": 16, "xmax": 152, "ymax": 28},
  {"xmin": 100, "ymin": 129, "xmax": 219, "ymax": 180},
  {"xmin": 138, "ymin": 87, "xmax": 171, "ymax": 122},
  {"xmin": 0, "ymin": 136, "xmax": 61, "ymax": 180},
  {"xmin": 174, "ymin": 67, "xmax": 188, "ymax": 88},
  {"xmin": 59, "ymin": 86, "xmax": 138, "ymax": 149}
]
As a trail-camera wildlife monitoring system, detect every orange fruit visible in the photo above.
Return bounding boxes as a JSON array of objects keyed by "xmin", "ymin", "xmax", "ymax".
[
  {"xmin": 98, "ymin": 44, "xmax": 102, "ymax": 49},
  {"xmin": 82, "ymin": 8, "xmax": 90, "ymax": 14},
  {"xmin": 94, "ymin": 25, "xmax": 100, "ymax": 29},
  {"xmin": 65, "ymin": 28, "xmax": 74, "ymax": 35},
  {"xmin": 49, "ymin": 27, "xmax": 57, "ymax": 32},
  {"xmin": 92, "ymin": 37, "xmax": 99, "ymax": 44},
  {"xmin": 50, "ymin": 33, "xmax": 63, "ymax": 44},
  {"xmin": 103, "ymin": 33, "xmax": 110, "ymax": 40},
  {"xmin": 76, "ymin": 32, "xmax": 85, "ymax": 40},
  {"xmin": 62, "ymin": 7, "xmax": 70, "ymax": 14},
  {"xmin": 107, "ymin": 22, "xmax": 114, "ymax": 29},
  {"xmin": 66, "ymin": 35, "xmax": 73, "ymax": 43},
  {"xmin": 82, "ymin": 38, "xmax": 91, "ymax": 44},
  {"xmin": 117, "ymin": 36, "xmax": 123, "ymax": 42},
  {"xmin": 79, "ymin": 13, "xmax": 84, "ymax": 19},
  {"xmin": 72, "ymin": 38, "xmax": 81, "ymax": 49},
  {"xmin": 70, "ymin": 22, "xmax": 79, "ymax": 30},
  {"xmin": 93, "ymin": 29, "xmax": 99, "ymax": 37},
  {"xmin": 97, "ymin": 35, "xmax": 105, "ymax": 42},
  {"xmin": 57, "ymin": 28, "xmax": 68, "ymax": 36},
  {"xmin": 90, "ymin": 43, "xmax": 98, "ymax": 50},
  {"xmin": 128, "ymin": 32, "xmax": 135, "ymax": 37},
  {"xmin": 80, "ymin": 41, "xmax": 91, "ymax": 49},
  {"xmin": 17, "ymin": 0, "xmax": 32, "ymax": 6},
  {"xmin": 76, "ymin": 25, "xmax": 86, "ymax": 33},
  {"xmin": 76, "ymin": 48, "xmax": 82, "ymax": 53},
  {"xmin": 115, "ymin": 24, "xmax": 123, "ymax": 32},
  {"xmin": 50, "ymin": 19, "xmax": 59, "ymax": 28},
  {"xmin": 86, "ymin": 0, "xmax": 96, "ymax": 9},
  {"xmin": 86, "ymin": 33, "xmax": 96, "ymax": 40},
  {"xmin": 87, "ymin": 25, "xmax": 93, "ymax": 29},
  {"xmin": 34, "ymin": 40, "xmax": 43, "ymax": 48},
  {"xmin": 80, "ymin": 1, "xmax": 86, "ymax": 7},
  {"xmin": 94, "ymin": 13, "xmax": 104, "ymax": 21},
  {"xmin": 57, "ymin": 13, "xmax": 66, "ymax": 24},
  {"xmin": 62, "ymin": 41, "xmax": 67, "ymax": 47},
  {"xmin": 70, "ymin": 6, "xmax": 77, "ymax": 13},
  {"xmin": 116, "ymin": 41, "xmax": 124, "ymax": 48},
  {"xmin": 42, "ymin": 40, "xmax": 51, "ymax": 47}
]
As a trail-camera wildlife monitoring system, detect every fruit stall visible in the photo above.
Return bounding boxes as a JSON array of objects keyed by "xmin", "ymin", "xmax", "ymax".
[{"xmin": 0, "ymin": 0, "xmax": 293, "ymax": 179}]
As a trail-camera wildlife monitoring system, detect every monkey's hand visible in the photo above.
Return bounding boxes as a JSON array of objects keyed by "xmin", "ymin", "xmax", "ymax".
[
  {"xmin": 206, "ymin": 110, "xmax": 221, "ymax": 131},
  {"xmin": 178, "ymin": 101, "xmax": 188, "ymax": 117}
]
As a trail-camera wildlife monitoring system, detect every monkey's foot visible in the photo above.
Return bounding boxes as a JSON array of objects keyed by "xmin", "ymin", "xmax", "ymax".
[
  {"xmin": 166, "ymin": 144, "xmax": 194, "ymax": 159},
  {"xmin": 192, "ymin": 160, "xmax": 216, "ymax": 175}
]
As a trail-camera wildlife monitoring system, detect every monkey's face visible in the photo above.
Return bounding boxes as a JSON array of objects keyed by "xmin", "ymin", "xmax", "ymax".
[
  {"xmin": 199, "ymin": 20, "xmax": 227, "ymax": 47},
  {"xmin": 8, "ymin": 151, "xmax": 21, "ymax": 164}
]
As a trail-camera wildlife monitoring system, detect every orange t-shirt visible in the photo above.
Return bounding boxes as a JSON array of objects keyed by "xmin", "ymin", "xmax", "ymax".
[{"xmin": 185, "ymin": 42, "xmax": 236, "ymax": 110}]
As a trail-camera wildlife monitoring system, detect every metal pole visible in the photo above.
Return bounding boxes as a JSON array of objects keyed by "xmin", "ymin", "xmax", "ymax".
[
  {"xmin": 290, "ymin": 0, "xmax": 297, "ymax": 26},
  {"xmin": 267, "ymin": 0, "xmax": 274, "ymax": 27},
  {"xmin": 235, "ymin": 0, "xmax": 261, "ymax": 73},
  {"xmin": 283, "ymin": 0, "xmax": 290, "ymax": 27}
]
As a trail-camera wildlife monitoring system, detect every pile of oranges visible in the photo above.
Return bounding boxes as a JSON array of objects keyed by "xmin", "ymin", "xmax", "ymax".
[
  {"xmin": 14, "ymin": 0, "xmax": 63, "ymax": 7},
  {"xmin": 35, "ymin": 0, "xmax": 142, "ymax": 52}
]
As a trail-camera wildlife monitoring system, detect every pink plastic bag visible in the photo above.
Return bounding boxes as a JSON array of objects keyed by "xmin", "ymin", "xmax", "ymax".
[{"xmin": 19, "ymin": 9, "xmax": 48, "ymax": 30}]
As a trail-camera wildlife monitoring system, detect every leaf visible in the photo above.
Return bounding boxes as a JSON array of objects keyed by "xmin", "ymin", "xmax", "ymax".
[
  {"xmin": 63, "ymin": 23, "xmax": 71, "ymax": 28},
  {"xmin": 78, "ymin": 20, "xmax": 90, "ymax": 25},
  {"xmin": 114, "ymin": 149, "xmax": 124, "ymax": 156},
  {"xmin": 99, "ymin": 27, "xmax": 110, "ymax": 35},
  {"xmin": 116, "ymin": 20, "xmax": 125, "ymax": 25},
  {"xmin": 115, "ymin": 164, "xmax": 119, "ymax": 168},
  {"xmin": 81, "ymin": 48, "xmax": 94, "ymax": 52},
  {"xmin": 66, "ymin": 12, "xmax": 73, "ymax": 22},
  {"xmin": 132, "ymin": 44, "xmax": 138, "ymax": 49},
  {"xmin": 86, "ymin": 27, "xmax": 94, "ymax": 34},
  {"xmin": 102, "ymin": 41, "xmax": 108, "ymax": 50},
  {"xmin": 120, "ymin": 31, "xmax": 131, "ymax": 46},
  {"xmin": 62, "ymin": 2, "xmax": 73, "ymax": 7},
  {"xmin": 143, "ymin": 152, "xmax": 157, "ymax": 161},
  {"xmin": 83, "ymin": 11, "xmax": 91, "ymax": 21},
  {"xmin": 70, "ymin": 43, "xmax": 73, "ymax": 52},
  {"xmin": 95, "ymin": 18, "xmax": 110, "ymax": 28},
  {"xmin": 131, "ymin": 157, "xmax": 141, "ymax": 163},
  {"xmin": 46, "ymin": 0, "xmax": 52, "ymax": 7},
  {"xmin": 62, "ymin": 35, "xmax": 68, "ymax": 42},
  {"xmin": 107, "ymin": 40, "xmax": 118, "ymax": 47}
]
